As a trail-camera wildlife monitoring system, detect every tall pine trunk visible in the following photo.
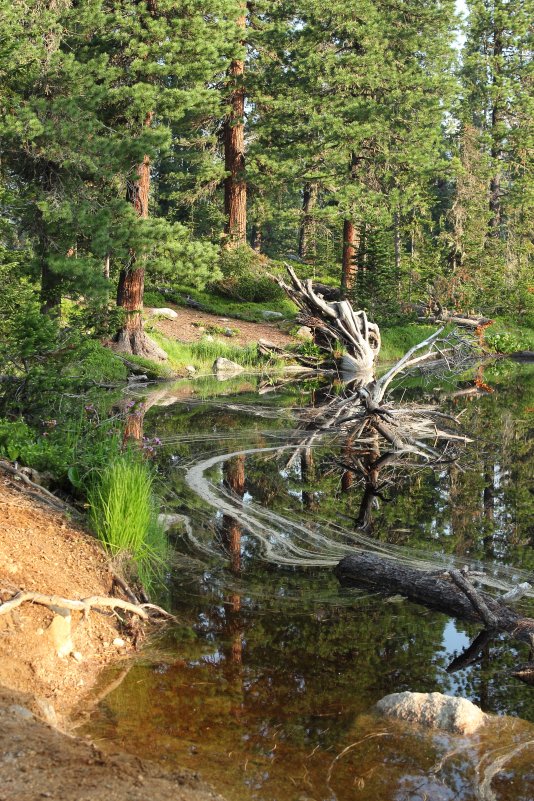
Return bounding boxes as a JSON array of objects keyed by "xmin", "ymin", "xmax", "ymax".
[
  {"xmin": 115, "ymin": 113, "xmax": 165, "ymax": 360},
  {"xmin": 250, "ymin": 222, "xmax": 262, "ymax": 252},
  {"xmin": 489, "ymin": 26, "xmax": 503, "ymax": 235},
  {"xmin": 298, "ymin": 181, "xmax": 318, "ymax": 261},
  {"xmin": 223, "ymin": 8, "xmax": 247, "ymax": 248},
  {"xmin": 341, "ymin": 220, "xmax": 359, "ymax": 294}
]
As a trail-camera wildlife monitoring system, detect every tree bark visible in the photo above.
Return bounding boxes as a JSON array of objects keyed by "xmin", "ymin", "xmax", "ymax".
[
  {"xmin": 341, "ymin": 220, "xmax": 358, "ymax": 295},
  {"xmin": 115, "ymin": 113, "xmax": 166, "ymax": 360},
  {"xmin": 222, "ymin": 455, "xmax": 245, "ymax": 575},
  {"xmin": 335, "ymin": 553, "xmax": 534, "ymax": 646},
  {"xmin": 223, "ymin": 8, "xmax": 247, "ymax": 248},
  {"xmin": 298, "ymin": 181, "xmax": 318, "ymax": 261},
  {"xmin": 40, "ymin": 259, "xmax": 61, "ymax": 317},
  {"xmin": 489, "ymin": 25, "xmax": 503, "ymax": 234},
  {"xmin": 250, "ymin": 221, "xmax": 262, "ymax": 252}
]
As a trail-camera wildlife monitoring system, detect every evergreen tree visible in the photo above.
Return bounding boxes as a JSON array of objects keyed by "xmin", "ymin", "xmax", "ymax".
[{"xmin": 452, "ymin": 0, "xmax": 534, "ymax": 317}]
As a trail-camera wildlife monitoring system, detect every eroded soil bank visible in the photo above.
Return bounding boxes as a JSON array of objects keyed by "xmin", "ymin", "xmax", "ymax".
[{"xmin": 0, "ymin": 471, "xmax": 225, "ymax": 801}]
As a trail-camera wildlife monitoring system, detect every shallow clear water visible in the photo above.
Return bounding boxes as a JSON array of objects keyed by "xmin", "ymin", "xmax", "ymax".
[{"xmin": 83, "ymin": 362, "xmax": 534, "ymax": 801}]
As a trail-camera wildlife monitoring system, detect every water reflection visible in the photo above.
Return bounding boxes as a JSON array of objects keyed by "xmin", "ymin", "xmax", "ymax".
[{"xmin": 83, "ymin": 362, "xmax": 534, "ymax": 801}]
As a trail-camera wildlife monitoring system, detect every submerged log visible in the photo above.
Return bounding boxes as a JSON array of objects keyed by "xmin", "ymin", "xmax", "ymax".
[{"xmin": 335, "ymin": 553, "xmax": 534, "ymax": 647}]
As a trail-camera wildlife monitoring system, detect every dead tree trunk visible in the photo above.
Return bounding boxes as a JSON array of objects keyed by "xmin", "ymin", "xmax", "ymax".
[
  {"xmin": 336, "ymin": 553, "xmax": 534, "ymax": 649},
  {"xmin": 223, "ymin": 8, "xmax": 247, "ymax": 248},
  {"xmin": 273, "ymin": 264, "xmax": 380, "ymax": 373},
  {"xmin": 40, "ymin": 258, "xmax": 61, "ymax": 317}
]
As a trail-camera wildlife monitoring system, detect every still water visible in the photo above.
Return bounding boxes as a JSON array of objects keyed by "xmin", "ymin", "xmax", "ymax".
[{"xmin": 83, "ymin": 361, "xmax": 534, "ymax": 801}]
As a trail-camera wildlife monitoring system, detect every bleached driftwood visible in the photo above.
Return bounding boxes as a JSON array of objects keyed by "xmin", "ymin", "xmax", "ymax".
[{"xmin": 273, "ymin": 265, "xmax": 381, "ymax": 372}]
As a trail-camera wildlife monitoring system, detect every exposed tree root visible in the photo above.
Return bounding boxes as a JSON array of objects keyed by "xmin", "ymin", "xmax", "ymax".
[
  {"xmin": 0, "ymin": 590, "xmax": 175, "ymax": 622},
  {"xmin": 0, "ymin": 460, "xmax": 80, "ymax": 516}
]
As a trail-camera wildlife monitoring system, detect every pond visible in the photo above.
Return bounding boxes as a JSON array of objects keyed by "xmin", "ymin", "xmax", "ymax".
[{"xmin": 82, "ymin": 361, "xmax": 534, "ymax": 801}]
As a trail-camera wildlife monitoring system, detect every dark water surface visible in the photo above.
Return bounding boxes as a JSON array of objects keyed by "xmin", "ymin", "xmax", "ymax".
[{"xmin": 83, "ymin": 362, "xmax": 534, "ymax": 801}]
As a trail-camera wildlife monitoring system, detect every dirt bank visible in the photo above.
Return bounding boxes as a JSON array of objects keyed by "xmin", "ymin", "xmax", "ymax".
[
  {"xmin": 150, "ymin": 303, "xmax": 295, "ymax": 348},
  {"xmin": 0, "ymin": 471, "xmax": 226, "ymax": 801},
  {"xmin": 0, "ymin": 474, "xmax": 130, "ymax": 722}
]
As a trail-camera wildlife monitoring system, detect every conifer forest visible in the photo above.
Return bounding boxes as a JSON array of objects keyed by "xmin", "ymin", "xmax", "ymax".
[{"xmin": 0, "ymin": 3, "xmax": 533, "ymax": 801}]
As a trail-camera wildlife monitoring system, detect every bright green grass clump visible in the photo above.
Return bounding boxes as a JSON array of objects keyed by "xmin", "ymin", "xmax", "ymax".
[
  {"xmin": 149, "ymin": 329, "xmax": 281, "ymax": 372},
  {"xmin": 88, "ymin": 455, "xmax": 168, "ymax": 589},
  {"xmin": 379, "ymin": 324, "xmax": 442, "ymax": 363}
]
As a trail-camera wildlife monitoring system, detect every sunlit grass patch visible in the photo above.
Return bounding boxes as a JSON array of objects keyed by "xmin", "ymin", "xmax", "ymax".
[{"xmin": 88, "ymin": 454, "xmax": 168, "ymax": 591}]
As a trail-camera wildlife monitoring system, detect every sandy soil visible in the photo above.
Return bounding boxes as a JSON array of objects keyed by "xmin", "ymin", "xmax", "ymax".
[
  {"xmin": 0, "ymin": 471, "xmax": 227, "ymax": 801},
  {"xmin": 0, "ymin": 474, "xmax": 130, "ymax": 722},
  {"xmin": 150, "ymin": 303, "xmax": 295, "ymax": 348}
]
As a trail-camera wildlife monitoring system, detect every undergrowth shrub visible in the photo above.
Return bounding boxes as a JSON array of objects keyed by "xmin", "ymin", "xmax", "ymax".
[{"xmin": 213, "ymin": 246, "xmax": 285, "ymax": 303}]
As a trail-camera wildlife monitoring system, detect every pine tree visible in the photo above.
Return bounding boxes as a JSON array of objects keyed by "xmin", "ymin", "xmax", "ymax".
[{"xmin": 456, "ymin": 0, "xmax": 533, "ymax": 316}]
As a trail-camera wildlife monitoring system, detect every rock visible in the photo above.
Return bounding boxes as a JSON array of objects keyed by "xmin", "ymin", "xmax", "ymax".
[
  {"xmin": 112, "ymin": 638, "xmax": 126, "ymax": 648},
  {"xmin": 262, "ymin": 310, "xmax": 284, "ymax": 320},
  {"xmin": 158, "ymin": 513, "xmax": 188, "ymax": 531},
  {"xmin": 212, "ymin": 357, "xmax": 245, "ymax": 375},
  {"xmin": 145, "ymin": 336, "xmax": 168, "ymax": 361},
  {"xmin": 8, "ymin": 704, "xmax": 34, "ymax": 721},
  {"xmin": 72, "ymin": 651, "xmax": 83, "ymax": 663},
  {"xmin": 32, "ymin": 698, "xmax": 58, "ymax": 727},
  {"xmin": 185, "ymin": 365, "xmax": 196, "ymax": 374},
  {"xmin": 46, "ymin": 611, "xmax": 73, "ymax": 658},
  {"xmin": 375, "ymin": 691, "xmax": 487, "ymax": 735},
  {"xmin": 127, "ymin": 374, "xmax": 149, "ymax": 383},
  {"xmin": 148, "ymin": 307, "xmax": 178, "ymax": 319},
  {"xmin": 296, "ymin": 325, "xmax": 313, "ymax": 341},
  {"xmin": 224, "ymin": 328, "xmax": 234, "ymax": 337},
  {"xmin": 154, "ymin": 396, "xmax": 179, "ymax": 407}
]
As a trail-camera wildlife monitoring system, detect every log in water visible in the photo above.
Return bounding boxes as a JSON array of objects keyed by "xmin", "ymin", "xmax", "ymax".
[{"xmin": 335, "ymin": 552, "xmax": 534, "ymax": 646}]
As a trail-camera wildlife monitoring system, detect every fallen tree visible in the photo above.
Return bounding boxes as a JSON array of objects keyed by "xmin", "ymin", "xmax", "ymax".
[
  {"xmin": 335, "ymin": 554, "xmax": 534, "ymax": 681},
  {"xmin": 273, "ymin": 265, "xmax": 381, "ymax": 372}
]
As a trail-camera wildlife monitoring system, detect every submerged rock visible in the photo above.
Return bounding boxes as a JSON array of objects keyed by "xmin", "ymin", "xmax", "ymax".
[{"xmin": 375, "ymin": 691, "xmax": 486, "ymax": 735}]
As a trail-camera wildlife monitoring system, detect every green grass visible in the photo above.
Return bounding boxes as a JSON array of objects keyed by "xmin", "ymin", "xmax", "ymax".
[
  {"xmin": 151, "ymin": 283, "xmax": 298, "ymax": 323},
  {"xmin": 379, "ymin": 323, "xmax": 442, "ymax": 363},
  {"xmin": 88, "ymin": 454, "xmax": 168, "ymax": 590},
  {"xmin": 148, "ymin": 329, "xmax": 282, "ymax": 373}
]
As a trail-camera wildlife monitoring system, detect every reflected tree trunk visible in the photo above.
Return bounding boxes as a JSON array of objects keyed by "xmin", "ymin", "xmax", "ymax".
[
  {"xmin": 221, "ymin": 455, "xmax": 246, "ymax": 669},
  {"xmin": 300, "ymin": 447, "xmax": 315, "ymax": 510}
]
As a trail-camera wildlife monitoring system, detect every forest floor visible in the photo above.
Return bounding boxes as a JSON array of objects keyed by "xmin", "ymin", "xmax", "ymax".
[
  {"xmin": 0, "ymin": 471, "xmax": 226, "ymax": 801},
  {"xmin": 150, "ymin": 302, "xmax": 296, "ymax": 348}
]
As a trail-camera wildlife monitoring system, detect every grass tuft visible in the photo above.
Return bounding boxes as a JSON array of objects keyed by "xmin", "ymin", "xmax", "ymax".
[{"xmin": 88, "ymin": 454, "xmax": 168, "ymax": 590}]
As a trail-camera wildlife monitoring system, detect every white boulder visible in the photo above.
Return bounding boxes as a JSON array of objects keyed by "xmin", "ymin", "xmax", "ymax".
[
  {"xmin": 149, "ymin": 308, "xmax": 178, "ymax": 319},
  {"xmin": 375, "ymin": 691, "xmax": 487, "ymax": 735},
  {"xmin": 212, "ymin": 357, "xmax": 244, "ymax": 375}
]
